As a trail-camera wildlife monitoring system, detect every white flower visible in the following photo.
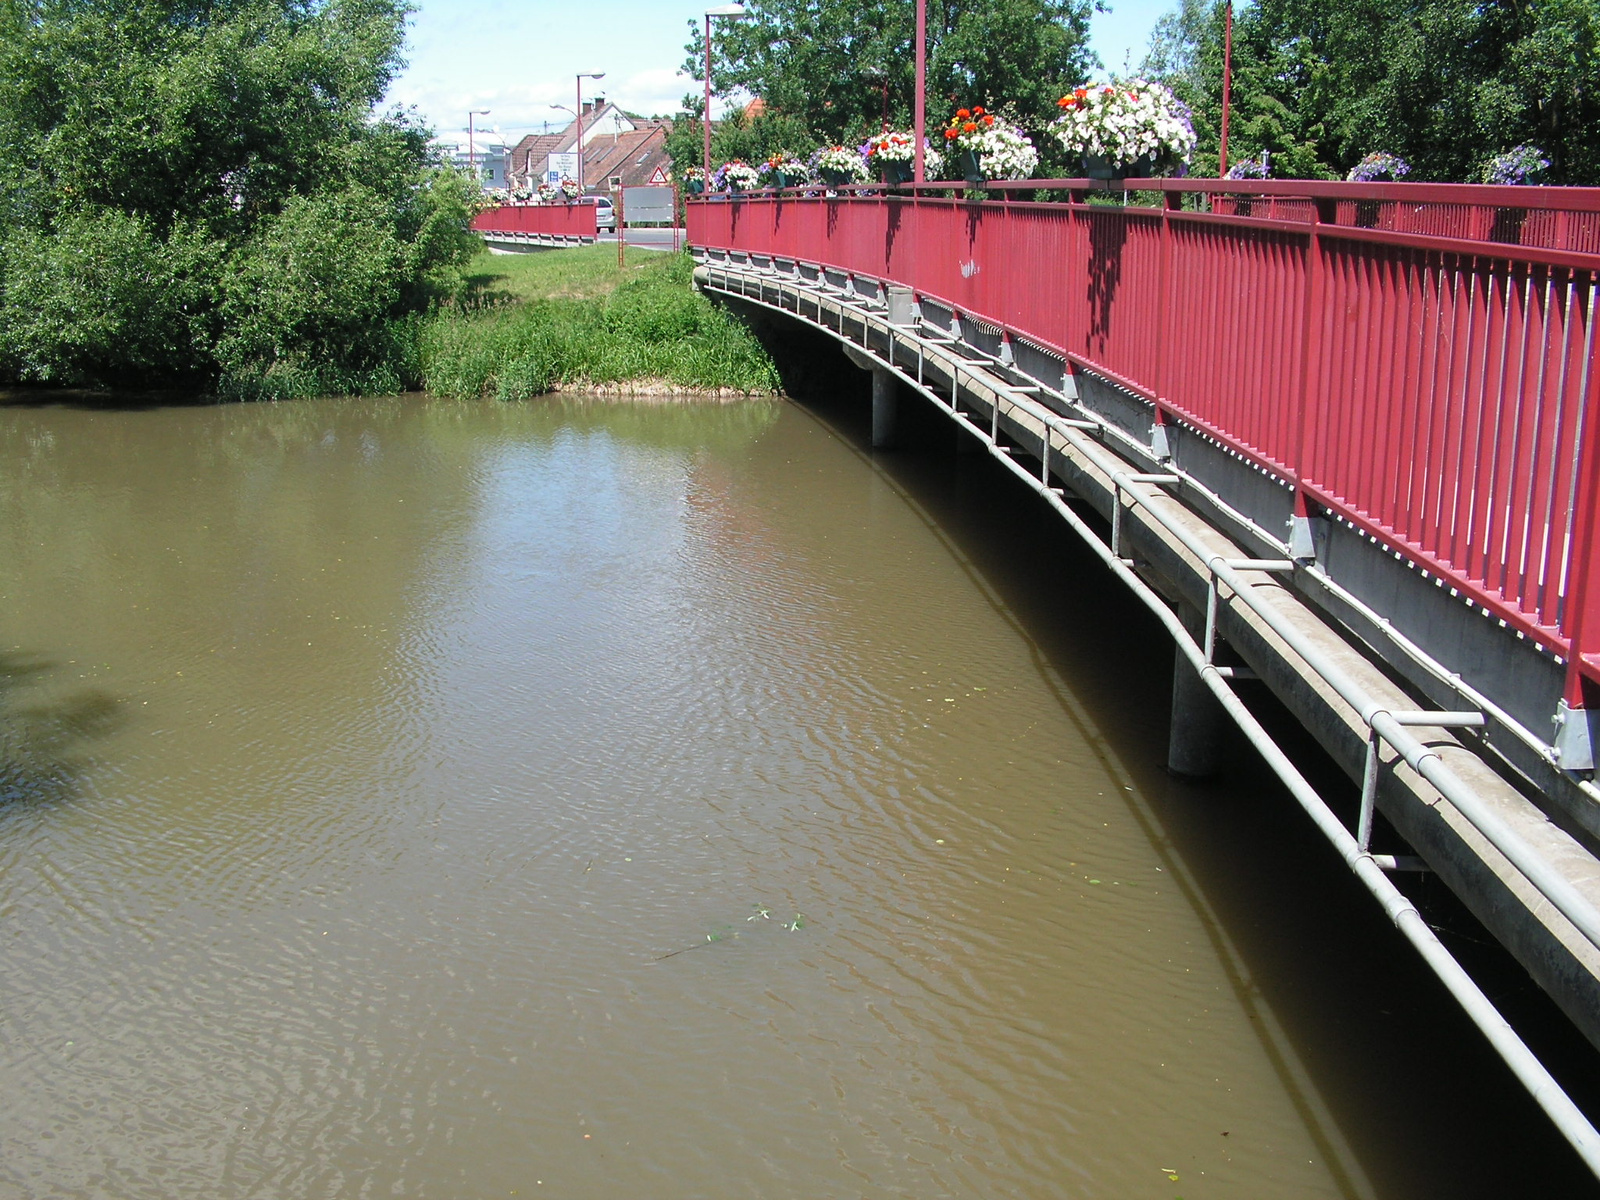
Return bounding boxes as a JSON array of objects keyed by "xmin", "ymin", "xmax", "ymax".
[
  {"xmin": 944, "ymin": 113, "xmax": 1039, "ymax": 180},
  {"xmin": 814, "ymin": 145, "xmax": 869, "ymax": 181},
  {"xmin": 1051, "ymin": 79, "xmax": 1195, "ymax": 167}
]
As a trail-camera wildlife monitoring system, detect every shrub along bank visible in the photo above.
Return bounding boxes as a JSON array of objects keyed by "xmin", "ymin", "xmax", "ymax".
[
  {"xmin": 0, "ymin": 0, "xmax": 482, "ymax": 401},
  {"xmin": 418, "ymin": 247, "xmax": 779, "ymax": 401}
]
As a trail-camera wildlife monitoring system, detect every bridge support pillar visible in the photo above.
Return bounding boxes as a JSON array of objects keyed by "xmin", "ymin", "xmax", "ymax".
[
  {"xmin": 1168, "ymin": 600, "xmax": 1225, "ymax": 779},
  {"xmin": 871, "ymin": 369, "xmax": 899, "ymax": 449}
]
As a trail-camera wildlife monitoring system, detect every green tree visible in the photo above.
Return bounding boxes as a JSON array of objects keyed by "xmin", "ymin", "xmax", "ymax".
[
  {"xmin": 1143, "ymin": 0, "xmax": 1600, "ymax": 184},
  {"xmin": 0, "ymin": 0, "xmax": 481, "ymax": 396},
  {"xmin": 661, "ymin": 99, "xmax": 814, "ymax": 174},
  {"xmin": 680, "ymin": 0, "xmax": 1101, "ymax": 157}
]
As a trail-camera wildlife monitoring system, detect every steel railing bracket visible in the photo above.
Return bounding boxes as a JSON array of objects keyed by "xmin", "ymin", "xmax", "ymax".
[{"xmin": 1554, "ymin": 700, "xmax": 1598, "ymax": 772}]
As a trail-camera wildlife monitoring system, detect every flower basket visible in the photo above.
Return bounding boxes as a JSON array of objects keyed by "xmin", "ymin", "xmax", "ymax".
[
  {"xmin": 881, "ymin": 160, "xmax": 915, "ymax": 186},
  {"xmin": 685, "ymin": 178, "xmax": 706, "ymax": 195},
  {"xmin": 865, "ymin": 132, "xmax": 925, "ymax": 187},
  {"xmin": 1081, "ymin": 154, "xmax": 1116, "ymax": 180},
  {"xmin": 715, "ymin": 161, "xmax": 763, "ymax": 193},
  {"xmin": 1053, "ymin": 81, "xmax": 1195, "ymax": 176},
  {"xmin": 943, "ymin": 108, "xmax": 1038, "ymax": 183},
  {"xmin": 764, "ymin": 156, "xmax": 809, "ymax": 190},
  {"xmin": 813, "ymin": 145, "xmax": 868, "ymax": 190}
]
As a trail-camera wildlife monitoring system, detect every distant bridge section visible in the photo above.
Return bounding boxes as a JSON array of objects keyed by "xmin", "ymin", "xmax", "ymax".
[{"xmin": 472, "ymin": 201, "xmax": 598, "ymax": 249}]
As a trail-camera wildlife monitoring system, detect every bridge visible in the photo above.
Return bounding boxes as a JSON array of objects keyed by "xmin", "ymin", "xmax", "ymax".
[{"xmin": 684, "ymin": 177, "xmax": 1600, "ymax": 1173}]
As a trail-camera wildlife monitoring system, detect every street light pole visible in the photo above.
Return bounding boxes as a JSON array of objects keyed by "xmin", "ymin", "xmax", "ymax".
[
  {"xmin": 575, "ymin": 72, "xmax": 605, "ymax": 194},
  {"xmin": 467, "ymin": 109, "xmax": 489, "ymax": 182},
  {"xmin": 703, "ymin": 5, "xmax": 752, "ymax": 177}
]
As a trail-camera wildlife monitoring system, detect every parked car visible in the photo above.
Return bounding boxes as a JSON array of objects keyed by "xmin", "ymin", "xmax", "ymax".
[{"xmin": 592, "ymin": 196, "xmax": 616, "ymax": 233}]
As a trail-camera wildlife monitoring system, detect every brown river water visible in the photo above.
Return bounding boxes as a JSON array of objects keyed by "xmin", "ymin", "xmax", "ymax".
[{"xmin": 0, "ymin": 392, "xmax": 1594, "ymax": 1199}]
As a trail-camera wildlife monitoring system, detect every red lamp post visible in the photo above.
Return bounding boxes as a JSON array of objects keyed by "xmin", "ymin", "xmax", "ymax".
[
  {"xmin": 1218, "ymin": 0, "xmax": 1233, "ymax": 177},
  {"xmin": 703, "ymin": 5, "xmax": 752, "ymax": 177},
  {"xmin": 913, "ymin": 0, "xmax": 927, "ymax": 183}
]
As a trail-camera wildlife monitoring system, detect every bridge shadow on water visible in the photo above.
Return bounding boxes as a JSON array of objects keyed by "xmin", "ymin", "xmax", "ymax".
[
  {"xmin": 0, "ymin": 650, "xmax": 121, "ymax": 812},
  {"xmin": 785, "ymin": 364, "xmax": 1600, "ymax": 1199}
]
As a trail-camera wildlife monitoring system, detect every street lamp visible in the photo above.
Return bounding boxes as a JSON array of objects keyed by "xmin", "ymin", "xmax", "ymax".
[
  {"xmin": 576, "ymin": 72, "xmax": 605, "ymax": 193},
  {"xmin": 703, "ymin": 4, "xmax": 752, "ymax": 176},
  {"xmin": 467, "ymin": 109, "xmax": 490, "ymax": 181}
]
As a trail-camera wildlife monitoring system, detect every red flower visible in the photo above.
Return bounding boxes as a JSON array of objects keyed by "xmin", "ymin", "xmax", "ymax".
[
  {"xmin": 962, "ymin": 121, "xmax": 977, "ymax": 133},
  {"xmin": 1075, "ymin": 88, "xmax": 1087, "ymax": 99},
  {"xmin": 956, "ymin": 108, "xmax": 971, "ymax": 119},
  {"xmin": 983, "ymin": 115, "xmax": 994, "ymax": 125},
  {"xmin": 973, "ymin": 106, "xmax": 985, "ymax": 115},
  {"xmin": 944, "ymin": 128, "xmax": 958, "ymax": 140}
]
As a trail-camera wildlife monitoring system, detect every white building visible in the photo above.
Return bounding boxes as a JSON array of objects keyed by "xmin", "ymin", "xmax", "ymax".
[{"xmin": 431, "ymin": 133, "xmax": 512, "ymax": 188}]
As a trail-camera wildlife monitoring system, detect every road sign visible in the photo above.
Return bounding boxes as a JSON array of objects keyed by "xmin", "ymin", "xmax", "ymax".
[
  {"xmin": 546, "ymin": 152, "xmax": 578, "ymax": 179},
  {"xmin": 621, "ymin": 185, "xmax": 674, "ymax": 225}
]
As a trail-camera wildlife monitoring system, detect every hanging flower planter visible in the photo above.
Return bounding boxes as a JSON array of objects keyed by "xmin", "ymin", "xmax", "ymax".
[
  {"xmin": 1053, "ymin": 81, "xmax": 1195, "ymax": 179},
  {"xmin": 864, "ymin": 132, "xmax": 934, "ymax": 187},
  {"xmin": 715, "ymin": 161, "xmax": 762, "ymax": 193},
  {"xmin": 764, "ymin": 154, "xmax": 810, "ymax": 189},
  {"xmin": 813, "ymin": 145, "xmax": 869, "ymax": 190},
  {"xmin": 942, "ymin": 108, "xmax": 1038, "ymax": 184}
]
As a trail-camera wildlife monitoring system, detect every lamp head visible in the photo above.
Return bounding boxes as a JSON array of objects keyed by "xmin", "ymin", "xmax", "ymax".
[{"xmin": 706, "ymin": 4, "xmax": 749, "ymax": 14}]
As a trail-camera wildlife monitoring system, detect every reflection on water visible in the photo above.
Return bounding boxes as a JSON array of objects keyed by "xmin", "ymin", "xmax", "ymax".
[{"xmin": 0, "ymin": 392, "xmax": 1591, "ymax": 1199}]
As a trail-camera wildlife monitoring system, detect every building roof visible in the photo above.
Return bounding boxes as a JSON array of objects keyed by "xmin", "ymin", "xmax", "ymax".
[{"xmin": 506, "ymin": 104, "xmax": 674, "ymax": 192}]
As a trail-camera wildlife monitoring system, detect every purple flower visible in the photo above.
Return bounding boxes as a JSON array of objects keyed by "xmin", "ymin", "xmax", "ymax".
[
  {"xmin": 1482, "ymin": 145, "xmax": 1549, "ymax": 186},
  {"xmin": 1346, "ymin": 152, "xmax": 1410, "ymax": 183}
]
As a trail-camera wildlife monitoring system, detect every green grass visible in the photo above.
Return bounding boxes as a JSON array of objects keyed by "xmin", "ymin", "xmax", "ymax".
[{"xmin": 420, "ymin": 246, "xmax": 780, "ymax": 401}]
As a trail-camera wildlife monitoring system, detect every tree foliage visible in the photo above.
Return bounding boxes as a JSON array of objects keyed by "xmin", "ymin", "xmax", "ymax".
[
  {"xmin": 1144, "ymin": 0, "xmax": 1600, "ymax": 184},
  {"xmin": 0, "ymin": 0, "xmax": 481, "ymax": 396},
  {"xmin": 678, "ymin": 0, "xmax": 1100, "ymax": 160}
]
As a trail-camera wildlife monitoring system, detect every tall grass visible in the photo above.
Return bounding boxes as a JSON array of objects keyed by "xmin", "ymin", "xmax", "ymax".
[{"xmin": 419, "ymin": 249, "xmax": 779, "ymax": 400}]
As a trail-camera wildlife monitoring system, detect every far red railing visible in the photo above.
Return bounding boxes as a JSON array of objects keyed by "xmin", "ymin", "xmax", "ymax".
[
  {"xmin": 472, "ymin": 203, "xmax": 598, "ymax": 239},
  {"xmin": 687, "ymin": 181, "xmax": 1600, "ymax": 705}
]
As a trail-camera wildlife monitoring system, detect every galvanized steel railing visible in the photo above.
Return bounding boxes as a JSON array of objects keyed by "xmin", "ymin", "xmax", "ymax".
[{"xmin": 686, "ymin": 180, "xmax": 1600, "ymax": 716}]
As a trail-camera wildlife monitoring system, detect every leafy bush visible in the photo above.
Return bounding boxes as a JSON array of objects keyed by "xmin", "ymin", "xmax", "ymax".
[{"xmin": 0, "ymin": 0, "xmax": 480, "ymax": 397}]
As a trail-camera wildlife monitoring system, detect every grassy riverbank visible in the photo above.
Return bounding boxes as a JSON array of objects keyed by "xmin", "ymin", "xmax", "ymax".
[{"xmin": 418, "ymin": 246, "xmax": 780, "ymax": 400}]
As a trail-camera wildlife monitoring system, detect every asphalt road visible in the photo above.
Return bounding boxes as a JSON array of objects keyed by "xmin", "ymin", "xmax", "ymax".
[{"xmin": 597, "ymin": 227, "xmax": 685, "ymax": 252}]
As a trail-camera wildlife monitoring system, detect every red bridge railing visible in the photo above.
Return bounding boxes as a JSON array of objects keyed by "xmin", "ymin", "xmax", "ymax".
[
  {"xmin": 472, "ymin": 202, "xmax": 598, "ymax": 239},
  {"xmin": 687, "ymin": 180, "xmax": 1600, "ymax": 705}
]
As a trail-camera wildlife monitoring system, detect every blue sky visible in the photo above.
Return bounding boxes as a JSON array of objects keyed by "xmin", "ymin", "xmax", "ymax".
[{"xmin": 391, "ymin": 0, "xmax": 1177, "ymax": 145}]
